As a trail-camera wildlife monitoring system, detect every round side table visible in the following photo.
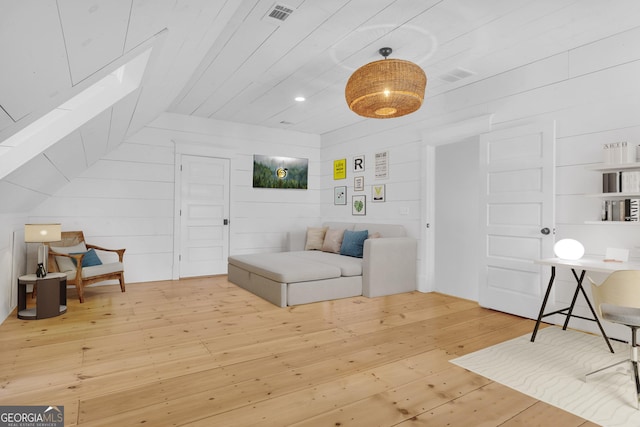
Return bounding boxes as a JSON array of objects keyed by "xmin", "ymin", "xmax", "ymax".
[{"xmin": 17, "ymin": 273, "xmax": 67, "ymax": 319}]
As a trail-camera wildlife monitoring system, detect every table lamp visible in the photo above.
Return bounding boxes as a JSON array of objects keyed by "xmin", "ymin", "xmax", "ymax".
[
  {"xmin": 24, "ymin": 223, "xmax": 62, "ymax": 276},
  {"xmin": 553, "ymin": 238, "xmax": 584, "ymax": 260}
]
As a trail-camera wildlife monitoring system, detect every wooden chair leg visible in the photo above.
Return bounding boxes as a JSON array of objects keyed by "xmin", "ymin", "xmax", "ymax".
[
  {"xmin": 119, "ymin": 274, "xmax": 126, "ymax": 293},
  {"xmin": 76, "ymin": 282, "xmax": 85, "ymax": 303}
]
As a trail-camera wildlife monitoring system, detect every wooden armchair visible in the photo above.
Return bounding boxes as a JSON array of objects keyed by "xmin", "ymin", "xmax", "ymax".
[{"xmin": 47, "ymin": 231, "xmax": 126, "ymax": 303}]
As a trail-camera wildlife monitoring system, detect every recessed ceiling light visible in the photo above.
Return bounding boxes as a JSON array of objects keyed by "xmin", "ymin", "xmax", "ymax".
[{"xmin": 294, "ymin": 96, "xmax": 305, "ymax": 102}]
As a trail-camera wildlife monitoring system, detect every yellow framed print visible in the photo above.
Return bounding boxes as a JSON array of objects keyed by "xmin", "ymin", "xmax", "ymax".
[{"xmin": 333, "ymin": 158, "xmax": 346, "ymax": 180}]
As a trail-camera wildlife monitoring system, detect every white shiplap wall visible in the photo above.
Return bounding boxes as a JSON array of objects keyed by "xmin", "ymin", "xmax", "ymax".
[
  {"xmin": 0, "ymin": 214, "xmax": 27, "ymax": 321},
  {"xmin": 27, "ymin": 113, "xmax": 322, "ymax": 284}
]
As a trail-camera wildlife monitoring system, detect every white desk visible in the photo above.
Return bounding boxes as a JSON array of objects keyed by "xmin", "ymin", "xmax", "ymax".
[{"xmin": 532, "ymin": 256, "xmax": 640, "ymax": 353}]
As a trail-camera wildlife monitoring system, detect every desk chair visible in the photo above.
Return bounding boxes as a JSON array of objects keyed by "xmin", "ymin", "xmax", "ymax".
[{"xmin": 585, "ymin": 270, "xmax": 640, "ymax": 409}]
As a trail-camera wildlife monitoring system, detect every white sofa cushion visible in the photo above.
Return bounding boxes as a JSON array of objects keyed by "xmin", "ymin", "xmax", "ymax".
[
  {"xmin": 353, "ymin": 223, "xmax": 406, "ymax": 237},
  {"xmin": 289, "ymin": 251, "xmax": 362, "ymax": 277}
]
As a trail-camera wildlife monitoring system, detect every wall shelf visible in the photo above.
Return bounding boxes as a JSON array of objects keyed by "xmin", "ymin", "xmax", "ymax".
[
  {"xmin": 586, "ymin": 162, "xmax": 640, "ymax": 171},
  {"xmin": 587, "ymin": 162, "xmax": 640, "ymax": 222},
  {"xmin": 584, "ymin": 220, "xmax": 640, "ymax": 225},
  {"xmin": 585, "ymin": 192, "xmax": 640, "ymax": 198}
]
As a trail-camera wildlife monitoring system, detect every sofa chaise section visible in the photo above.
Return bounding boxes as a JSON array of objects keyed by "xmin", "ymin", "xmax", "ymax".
[{"xmin": 228, "ymin": 251, "xmax": 362, "ymax": 307}]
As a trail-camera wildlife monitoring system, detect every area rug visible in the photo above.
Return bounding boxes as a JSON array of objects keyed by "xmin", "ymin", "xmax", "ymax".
[{"xmin": 450, "ymin": 327, "xmax": 639, "ymax": 427}]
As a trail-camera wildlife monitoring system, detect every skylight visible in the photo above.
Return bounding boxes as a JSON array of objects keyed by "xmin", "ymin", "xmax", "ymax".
[{"xmin": 0, "ymin": 48, "xmax": 152, "ymax": 181}]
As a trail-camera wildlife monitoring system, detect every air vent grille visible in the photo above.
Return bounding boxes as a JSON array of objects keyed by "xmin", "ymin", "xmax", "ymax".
[
  {"xmin": 268, "ymin": 4, "xmax": 293, "ymax": 21},
  {"xmin": 438, "ymin": 67, "xmax": 476, "ymax": 83}
]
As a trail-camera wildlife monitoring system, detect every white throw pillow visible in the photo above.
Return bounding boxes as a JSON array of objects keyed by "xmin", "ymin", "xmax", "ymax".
[
  {"xmin": 50, "ymin": 242, "xmax": 87, "ymax": 254},
  {"xmin": 321, "ymin": 228, "xmax": 345, "ymax": 254},
  {"xmin": 55, "ymin": 256, "xmax": 77, "ymax": 272},
  {"xmin": 304, "ymin": 227, "xmax": 328, "ymax": 251},
  {"xmin": 51, "ymin": 243, "xmax": 87, "ymax": 272}
]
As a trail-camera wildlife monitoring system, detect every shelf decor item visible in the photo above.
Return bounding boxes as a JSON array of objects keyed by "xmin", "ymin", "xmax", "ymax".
[
  {"xmin": 352, "ymin": 195, "xmax": 366, "ymax": 216},
  {"xmin": 603, "ymin": 141, "xmax": 636, "ymax": 165},
  {"xmin": 345, "ymin": 47, "xmax": 426, "ymax": 119}
]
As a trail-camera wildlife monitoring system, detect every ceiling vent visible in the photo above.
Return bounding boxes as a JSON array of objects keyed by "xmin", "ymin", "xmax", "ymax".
[
  {"xmin": 265, "ymin": 4, "xmax": 294, "ymax": 22},
  {"xmin": 438, "ymin": 67, "xmax": 476, "ymax": 83}
]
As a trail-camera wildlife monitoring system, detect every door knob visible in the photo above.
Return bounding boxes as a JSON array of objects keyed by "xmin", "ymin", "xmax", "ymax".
[{"xmin": 540, "ymin": 227, "xmax": 550, "ymax": 235}]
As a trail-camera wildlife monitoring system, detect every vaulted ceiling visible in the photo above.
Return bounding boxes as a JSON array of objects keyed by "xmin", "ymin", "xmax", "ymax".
[{"xmin": 1, "ymin": 0, "xmax": 638, "ymax": 213}]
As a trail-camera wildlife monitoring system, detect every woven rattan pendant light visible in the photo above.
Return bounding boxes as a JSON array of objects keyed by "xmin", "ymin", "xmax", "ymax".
[{"xmin": 345, "ymin": 47, "xmax": 426, "ymax": 119}]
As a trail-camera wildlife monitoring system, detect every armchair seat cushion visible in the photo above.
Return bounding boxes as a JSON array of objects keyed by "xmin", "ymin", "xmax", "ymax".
[
  {"xmin": 82, "ymin": 262, "xmax": 124, "ymax": 279},
  {"xmin": 61, "ymin": 262, "xmax": 124, "ymax": 281}
]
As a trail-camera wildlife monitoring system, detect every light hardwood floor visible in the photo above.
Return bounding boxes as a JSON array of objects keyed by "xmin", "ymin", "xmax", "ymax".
[{"xmin": 0, "ymin": 276, "xmax": 598, "ymax": 426}]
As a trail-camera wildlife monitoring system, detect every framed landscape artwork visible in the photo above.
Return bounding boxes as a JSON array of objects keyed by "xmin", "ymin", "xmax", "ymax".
[{"xmin": 253, "ymin": 155, "xmax": 308, "ymax": 189}]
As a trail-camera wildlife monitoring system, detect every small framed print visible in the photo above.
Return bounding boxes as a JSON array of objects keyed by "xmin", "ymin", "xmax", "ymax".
[
  {"xmin": 354, "ymin": 176, "xmax": 364, "ymax": 191},
  {"xmin": 352, "ymin": 195, "xmax": 366, "ymax": 215},
  {"xmin": 334, "ymin": 186, "xmax": 347, "ymax": 205},
  {"xmin": 333, "ymin": 158, "xmax": 346, "ymax": 180},
  {"xmin": 372, "ymin": 184, "xmax": 385, "ymax": 202},
  {"xmin": 375, "ymin": 151, "xmax": 388, "ymax": 180},
  {"xmin": 353, "ymin": 155, "xmax": 365, "ymax": 173}
]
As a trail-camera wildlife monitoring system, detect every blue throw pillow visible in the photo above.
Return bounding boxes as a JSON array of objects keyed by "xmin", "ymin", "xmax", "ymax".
[
  {"xmin": 70, "ymin": 248, "xmax": 103, "ymax": 267},
  {"xmin": 340, "ymin": 229, "xmax": 368, "ymax": 258}
]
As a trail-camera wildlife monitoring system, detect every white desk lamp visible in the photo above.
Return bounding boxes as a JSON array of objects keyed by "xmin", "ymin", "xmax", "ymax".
[
  {"xmin": 24, "ymin": 223, "xmax": 62, "ymax": 276},
  {"xmin": 554, "ymin": 238, "xmax": 585, "ymax": 260}
]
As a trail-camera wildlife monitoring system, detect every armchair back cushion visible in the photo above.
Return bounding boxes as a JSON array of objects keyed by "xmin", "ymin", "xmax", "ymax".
[{"xmin": 52, "ymin": 242, "xmax": 87, "ymax": 272}]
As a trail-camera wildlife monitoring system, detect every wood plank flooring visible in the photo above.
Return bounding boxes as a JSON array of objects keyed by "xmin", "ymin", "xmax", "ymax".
[{"xmin": 0, "ymin": 276, "xmax": 599, "ymax": 426}]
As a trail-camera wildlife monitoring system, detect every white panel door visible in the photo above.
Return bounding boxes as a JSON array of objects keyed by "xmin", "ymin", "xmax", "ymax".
[
  {"xmin": 478, "ymin": 122, "xmax": 556, "ymax": 319},
  {"xmin": 180, "ymin": 155, "xmax": 229, "ymax": 278}
]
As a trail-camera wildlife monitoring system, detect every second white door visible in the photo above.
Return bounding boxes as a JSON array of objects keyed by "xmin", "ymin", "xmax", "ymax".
[
  {"xmin": 179, "ymin": 155, "xmax": 230, "ymax": 278},
  {"xmin": 478, "ymin": 122, "xmax": 556, "ymax": 319}
]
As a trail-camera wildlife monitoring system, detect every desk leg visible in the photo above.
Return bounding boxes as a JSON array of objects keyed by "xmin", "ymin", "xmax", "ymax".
[
  {"xmin": 577, "ymin": 279, "xmax": 615, "ymax": 354},
  {"xmin": 531, "ymin": 266, "xmax": 555, "ymax": 342},
  {"xmin": 562, "ymin": 269, "xmax": 585, "ymax": 330}
]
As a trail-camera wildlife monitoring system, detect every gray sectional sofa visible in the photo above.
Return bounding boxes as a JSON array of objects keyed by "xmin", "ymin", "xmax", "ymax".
[{"xmin": 227, "ymin": 222, "xmax": 417, "ymax": 307}]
